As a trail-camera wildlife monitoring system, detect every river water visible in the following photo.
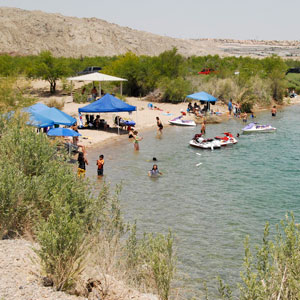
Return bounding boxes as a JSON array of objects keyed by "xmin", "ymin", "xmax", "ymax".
[{"xmin": 85, "ymin": 105, "xmax": 300, "ymax": 296}]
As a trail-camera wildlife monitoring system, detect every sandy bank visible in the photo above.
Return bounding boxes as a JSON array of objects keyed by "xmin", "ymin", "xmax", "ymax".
[{"xmin": 0, "ymin": 239, "xmax": 157, "ymax": 300}]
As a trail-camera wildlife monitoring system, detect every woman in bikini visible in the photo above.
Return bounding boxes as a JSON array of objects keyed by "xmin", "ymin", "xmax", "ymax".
[{"xmin": 133, "ymin": 130, "xmax": 143, "ymax": 151}]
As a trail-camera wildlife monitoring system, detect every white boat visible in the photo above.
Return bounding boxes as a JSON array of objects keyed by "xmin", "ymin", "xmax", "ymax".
[
  {"xmin": 189, "ymin": 134, "xmax": 221, "ymax": 150},
  {"xmin": 242, "ymin": 122, "xmax": 276, "ymax": 133},
  {"xmin": 214, "ymin": 132, "xmax": 238, "ymax": 146},
  {"xmin": 169, "ymin": 116, "xmax": 196, "ymax": 126}
]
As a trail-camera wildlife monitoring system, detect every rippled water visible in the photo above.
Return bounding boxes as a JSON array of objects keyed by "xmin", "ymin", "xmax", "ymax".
[{"xmin": 85, "ymin": 105, "xmax": 300, "ymax": 296}]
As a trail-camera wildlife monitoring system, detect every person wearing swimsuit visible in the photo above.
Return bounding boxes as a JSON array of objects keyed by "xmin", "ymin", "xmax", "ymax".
[
  {"xmin": 271, "ymin": 106, "xmax": 277, "ymax": 117},
  {"xmin": 96, "ymin": 154, "xmax": 104, "ymax": 176},
  {"xmin": 148, "ymin": 164, "xmax": 162, "ymax": 177},
  {"xmin": 77, "ymin": 151, "xmax": 88, "ymax": 178},
  {"xmin": 156, "ymin": 117, "xmax": 163, "ymax": 134},
  {"xmin": 133, "ymin": 130, "xmax": 143, "ymax": 150}
]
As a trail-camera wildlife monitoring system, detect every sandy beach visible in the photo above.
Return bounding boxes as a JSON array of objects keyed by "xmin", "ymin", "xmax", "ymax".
[{"xmin": 30, "ymin": 79, "xmax": 300, "ymax": 149}]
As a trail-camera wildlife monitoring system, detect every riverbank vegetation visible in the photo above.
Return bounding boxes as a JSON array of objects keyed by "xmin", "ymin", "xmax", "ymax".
[
  {"xmin": 0, "ymin": 50, "xmax": 298, "ymax": 111},
  {"xmin": 0, "ymin": 114, "xmax": 176, "ymax": 299}
]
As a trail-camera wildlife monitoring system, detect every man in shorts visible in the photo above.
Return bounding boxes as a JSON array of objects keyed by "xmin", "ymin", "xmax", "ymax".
[{"xmin": 97, "ymin": 154, "xmax": 104, "ymax": 176}]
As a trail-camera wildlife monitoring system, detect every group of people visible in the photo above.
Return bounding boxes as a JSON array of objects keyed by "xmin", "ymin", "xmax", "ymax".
[{"xmin": 77, "ymin": 152, "xmax": 104, "ymax": 178}]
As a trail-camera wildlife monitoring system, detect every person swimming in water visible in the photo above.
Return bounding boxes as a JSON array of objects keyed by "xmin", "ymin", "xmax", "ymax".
[{"xmin": 148, "ymin": 164, "xmax": 162, "ymax": 177}]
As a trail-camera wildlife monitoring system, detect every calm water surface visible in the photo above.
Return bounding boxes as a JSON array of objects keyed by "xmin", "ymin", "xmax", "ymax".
[{"xmin": 86, "ymin": 106, "xmax": 300, "ymax": 296}]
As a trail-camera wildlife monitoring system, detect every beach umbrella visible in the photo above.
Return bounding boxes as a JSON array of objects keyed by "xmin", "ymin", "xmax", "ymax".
[{"xmin": 47, "ymin": 128, "xmax": 81, "ymax": 137}]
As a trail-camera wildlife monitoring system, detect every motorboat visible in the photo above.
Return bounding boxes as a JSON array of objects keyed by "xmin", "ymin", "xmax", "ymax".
[
  {"xmin": 189, "ymin": 134, "xmax": 221, "ymax": 150},
  {"xmin": 214, "ymin": 132, "xmax": 238, "ymax": 146},
  {"xmin": 242, "ymin": 122, "xmax": 276, "ymax": 133},
  {"xmin": 169, "ymin": 116, "xmax": 196, "ymax": 126}
]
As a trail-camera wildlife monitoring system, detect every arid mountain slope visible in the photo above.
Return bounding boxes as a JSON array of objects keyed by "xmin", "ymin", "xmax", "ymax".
[{"xmin": 0, "ymin": 7, "xmax": 300, "ymax": 58}]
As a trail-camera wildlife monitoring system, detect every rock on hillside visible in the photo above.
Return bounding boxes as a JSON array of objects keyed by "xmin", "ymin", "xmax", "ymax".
[{"xmin": 0, "ymin": 7, "xmax": 300, "ymax": 58}]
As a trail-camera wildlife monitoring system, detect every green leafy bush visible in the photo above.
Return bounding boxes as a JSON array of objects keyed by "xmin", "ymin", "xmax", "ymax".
[{"xmin": 158, "ymin": 77, "xmax": 191, "ymax": 103}]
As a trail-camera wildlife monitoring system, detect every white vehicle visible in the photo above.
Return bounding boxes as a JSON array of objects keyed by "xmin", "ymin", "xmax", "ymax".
[
  {"xmin": 242, "ymin": 122, "xmax": 276, "ymax": 133},
  {"xmin": 189, "ymin": 134, "xmax": 221, "ymax": 150},
  {"xmin": 169, "ymin": 116, "xmax": 196, "ymax": 126},
  {"xmin": 214, "ymin": 132, "xmax": 238, "ymax": 146}
]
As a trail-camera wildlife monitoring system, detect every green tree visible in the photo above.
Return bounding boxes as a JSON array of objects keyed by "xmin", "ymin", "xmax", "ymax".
[{"xmin": 28, "ymin": 51, "xmax": 70, "ymax": 93}]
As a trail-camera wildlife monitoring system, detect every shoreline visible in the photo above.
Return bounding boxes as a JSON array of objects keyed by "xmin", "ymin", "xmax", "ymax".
[{"xmin": 28, "ymin": 79, "xmax": 300, "ymax": 150}]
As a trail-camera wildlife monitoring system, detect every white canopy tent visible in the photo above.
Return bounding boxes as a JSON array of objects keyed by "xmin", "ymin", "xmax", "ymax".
[{"xmin": 67, "ymin": 72, "xmax": 127, "ymax": 99}]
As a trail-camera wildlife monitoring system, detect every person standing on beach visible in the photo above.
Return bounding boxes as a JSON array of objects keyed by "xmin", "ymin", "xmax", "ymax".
[
  {"xmin": 96, "ymin": 154, "xmax": 104, "ymax": 176},
  {"xmin": 156, "ymin": 117, "xmax": 163, "ymax": 134},
  {"xmin": 228, "ymin": 99, "xmax": 233, "ymax": 115},
  {"xmin": 133, "ymin": 130, "xmax": 143, "ymax": 151},
  {"xmin": 77, "ymin": 151, "xmax": 88, "ymax": 178},
  {"xmin": 271, "ymin": 106, "xmax": 277, "ymax": 116}
]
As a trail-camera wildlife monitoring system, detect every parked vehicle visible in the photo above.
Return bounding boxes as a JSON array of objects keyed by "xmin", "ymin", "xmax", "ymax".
[
  {"xmin": 286, "ymin": 68, "xmax": 300, "ymax": 75},
  {"xmin": 77, "ymin": 66, "xmax": 102, "ymax": 75},
  {"xmin": 198, "ymin": 68, "xmax": 217, "ymax": 75}
]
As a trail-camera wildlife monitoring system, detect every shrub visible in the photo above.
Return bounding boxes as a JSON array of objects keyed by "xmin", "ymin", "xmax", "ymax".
[
  {"xmin": 35, "ymin": 197, "xmax": 89, "ymax": 291},
  {"xmin": 158, "ymin": 77, "xmax": 191, "ymax": 103},
  {"xmin": 47, "ymin": 98, "xmax": 65, "ymax": 110},
  {"xmin": 125, "ymin": 227, "xmax": 176, "ymax": 300},
  {"xmin": 218, "ymin": 213, "xmax": 300, "ymax": 300}
]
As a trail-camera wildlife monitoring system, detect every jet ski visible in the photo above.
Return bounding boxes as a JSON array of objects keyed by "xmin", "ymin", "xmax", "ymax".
[
  {"xmin": 242, "ymin": 122, "xmax": 276, "ymax": 133},
  {"xmin": 189, "ymin": 134, "xmax": 221, "ymax": 150},
  {"xmin": 214, "ymin": 132, "xmax": 238, "ymax": 146},
  {"xmin": 169, "ymin": 116, "xmax": 196, "ymax": 126}
]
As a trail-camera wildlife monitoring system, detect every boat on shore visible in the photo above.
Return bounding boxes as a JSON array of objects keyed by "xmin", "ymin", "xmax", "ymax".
[
  {"xmin": 169, "ymin": 116, "xmax": 196, "ymax": 126},
  {"xmin": 242, "ymin": 123, "xmax": 276, "ymax": 133}
]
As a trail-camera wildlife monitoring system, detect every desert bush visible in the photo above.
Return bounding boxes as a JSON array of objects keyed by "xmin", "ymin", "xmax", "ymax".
[
  {"xmin": 217, "ymin": 213, "xmax": 300, "ymax": 300},
  {"xmin": 0, "ymin": 77, "xmax": 34, "ymax": 112},
  {"xmin": 158, "ymin": 77, "xmax": 191, "ymax": 103},
  {"xmin": 35, "ymin": 197, "xmax": 89, "ymax": 291},
  {"xmin": 47, "ymin": 98, "xmax": 65, "ymax": 110},
  {"xmin": 125, "ymin": 227, "xmax": 176, "ymax": 300}
]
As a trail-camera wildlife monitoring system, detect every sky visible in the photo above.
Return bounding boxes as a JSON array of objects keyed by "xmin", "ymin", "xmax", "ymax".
[{"xmin": 0, "ymin": 0, "xmax": 299, "ymax": 41}]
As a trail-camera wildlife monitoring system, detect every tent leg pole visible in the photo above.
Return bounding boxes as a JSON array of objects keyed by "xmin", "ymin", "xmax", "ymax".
[
  {"xmin": 99, "ymin": 82, "xmax": 101, "ymax": 98},
  {"xmin": 118, "ymin": 117, "xmax": 120, "ymax": 135},
  {"xmin": 120, "ymin": 82, "xmax": 123, "ymax": 96}
]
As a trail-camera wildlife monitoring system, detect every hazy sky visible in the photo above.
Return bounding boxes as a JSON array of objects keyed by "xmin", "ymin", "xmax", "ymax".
[{"xmin": 1, "ymin": 0, "xmax": 299, "ymax": 40}]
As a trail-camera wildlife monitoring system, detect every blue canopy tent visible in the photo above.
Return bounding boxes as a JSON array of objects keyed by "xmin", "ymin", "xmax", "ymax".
[
  {"xmin": 186, "ymin": 91, "xmax": 218, "ymax": 111},
  {"xmin": 27, "ymin": 112, "xmax": 55, "ymax": 128},
  {"xmin": 79, "ymin": 94, "xmax": 137, "ymax": 134},
  {"xmin": 24, "ymin": 103, "xmax": 76, "ymax": 126}
]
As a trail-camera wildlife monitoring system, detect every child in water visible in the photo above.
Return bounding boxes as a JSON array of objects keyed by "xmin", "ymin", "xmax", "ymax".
[
  {"xmin": 148, "ymin": 164, "xmax": 162, "ymax": 177},
  {"xmin": 96, "ymin": 154, "xmax": 104, "ymax": 176}
]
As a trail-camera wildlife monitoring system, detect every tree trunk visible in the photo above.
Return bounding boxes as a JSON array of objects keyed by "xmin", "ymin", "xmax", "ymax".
[{"xmin": 50, "ymin": 81, "xmax": 56, "ymax": 94}]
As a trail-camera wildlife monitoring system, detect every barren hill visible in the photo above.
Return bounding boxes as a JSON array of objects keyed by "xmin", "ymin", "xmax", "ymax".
[{"xmin": 0, "ymin": 7, "xmax": 300, "ymax": 58}]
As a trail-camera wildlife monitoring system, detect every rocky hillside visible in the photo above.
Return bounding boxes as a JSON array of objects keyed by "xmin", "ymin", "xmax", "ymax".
[{"xmin": 0, "ymin": 7, "xmax": 300, "ymax": 58}]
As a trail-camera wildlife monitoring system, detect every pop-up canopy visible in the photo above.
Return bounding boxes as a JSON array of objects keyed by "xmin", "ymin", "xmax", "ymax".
[
  {"xmin": 79, "ymin": 93, "xmax": 136, "ymax": 113},
  {"xmin": 67, "ymin": 72, "xmax": 127, "ymax": 97},
  {"xmin": 186, "ymin": 91, "xmax": 218, "ymax": 111},
  {"xmin": 187, "ymin": 91, "xmax": 218, "ymax": 102},
  {"xmin": 79, "ymin": 94, "xmax": 136, "ymax": 134},
  {"xmin": 24, "ymin": 103, "xmax": 76, "ymax": 126}
]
